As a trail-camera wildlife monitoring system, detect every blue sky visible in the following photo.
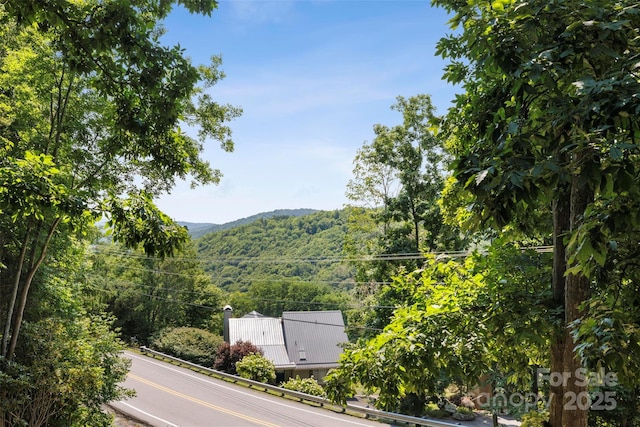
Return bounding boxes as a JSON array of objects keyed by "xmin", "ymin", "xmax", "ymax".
[{"xmin": 155, "ymin": 1, "xmax": 459, "ymax": 224}]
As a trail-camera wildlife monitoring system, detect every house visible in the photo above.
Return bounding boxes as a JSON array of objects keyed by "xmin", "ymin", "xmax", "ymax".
[
  {"xmin": 223, "ymin": 306, "xmax": 349, "ymax": 382},
  {"xmin": 281, "ymin": 310, "xmax": 349, "ymax": 380}
]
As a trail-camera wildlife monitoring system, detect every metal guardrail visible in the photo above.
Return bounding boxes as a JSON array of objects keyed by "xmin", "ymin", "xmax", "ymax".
[{"xmin": 137, "ymin": 346, "xmax": 464, "ymax": 427}]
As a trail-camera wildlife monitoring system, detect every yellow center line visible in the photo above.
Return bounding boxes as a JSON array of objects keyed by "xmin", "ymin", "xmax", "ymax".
[{"xmin": 129, "ymin": 373, "xmax": 281, "ymax": 427}]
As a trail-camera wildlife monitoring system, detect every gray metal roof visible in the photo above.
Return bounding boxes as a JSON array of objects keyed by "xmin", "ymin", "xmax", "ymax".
[
  {"xmin": 281, "ymin": 311, "xmax": 349, "ymax": 368},
  {"xmin": 228, "ymin": 317, "xmax": 294, "ymax": 369}
]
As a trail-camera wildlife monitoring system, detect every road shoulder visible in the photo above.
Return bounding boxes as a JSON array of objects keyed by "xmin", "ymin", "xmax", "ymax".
[{"xmin": 104, "ymin": 404, "xmax": 152, "ymax": 427}]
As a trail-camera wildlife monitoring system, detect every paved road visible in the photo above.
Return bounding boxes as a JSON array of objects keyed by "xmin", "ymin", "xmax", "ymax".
[{"xmin": 111, "ymin": 351, "xmax": 391, "ymax": 427}]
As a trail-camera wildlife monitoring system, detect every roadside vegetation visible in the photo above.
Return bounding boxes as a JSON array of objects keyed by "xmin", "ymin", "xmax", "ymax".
[
  {"xmin": 151, "ymin": 327, "xmax": 223, "ymax": 367},
  {"xmin": 281, "ymin": 376, "xmax": 326, "ymax": 398},
  {"xmin": 236, "ymin": 354, "xmax": 277, "ymax": 384}
]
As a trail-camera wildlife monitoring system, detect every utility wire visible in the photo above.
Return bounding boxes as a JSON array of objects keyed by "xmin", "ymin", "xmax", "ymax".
[
  {"xmin": 89, "ymin": 264, "xmax": 392, "ymax": 286},
  {"xmin": 90, "ymin": 244, "xmax": 554, "ymax": 263},
  {"xmin": 86, "ymin": 244, "xmax": 553, "ymax": 289},
  {"xmin": 89, "ymin": 278, "xmax": 398, "ymax": 311},
  {"xmin": 91, "ymin": 286, "xmax": 383, "ymax": 332}
]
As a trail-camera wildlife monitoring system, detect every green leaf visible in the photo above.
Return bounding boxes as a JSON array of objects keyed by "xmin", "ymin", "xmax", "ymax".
[{"xmin": 609, "ymin": 145, "xmax": 623, "ymax": 161}]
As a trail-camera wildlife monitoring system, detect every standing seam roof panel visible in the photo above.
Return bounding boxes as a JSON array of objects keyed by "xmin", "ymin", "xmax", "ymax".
[
  {"xmin": 228, "ymin": 317, "xmax": 293, "ymax": 368},
  {"xmin": 281, "ymin": 310, "xmax": 348, "ymax": 368}
]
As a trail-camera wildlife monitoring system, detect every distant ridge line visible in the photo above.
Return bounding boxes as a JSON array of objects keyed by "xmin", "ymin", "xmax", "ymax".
[{"xmin": 179, "ymin": 208, "xmax": 320, "ymax": 238}]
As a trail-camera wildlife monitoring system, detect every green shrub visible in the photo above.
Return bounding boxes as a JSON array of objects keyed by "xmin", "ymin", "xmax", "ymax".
[
  {"xmin": 424, "ymin": 402, "xmax": 449, "ymax": 419},
  {"xmin": 280, "ymin": 375, "xmax": 327, "ymax": 398},
  {"xmin": 151, "ymin": 327, "xmax": 223, "ymax": 366},
  {"xmin": 520, "ymin": 410, "xmax": 549, "ymax": 427},
  {"xmin": 235, "ymin": 354, "xmax": 276, "ymax": 383},
  {"xmin": 452, "ymin": 406, "xmax": 476, "ymax": 421},
  {"xmin": 2, "ymin": 317, "xmax": 131, "ymax": 427},
  {"xmin": 323, "ymin": 369, "xmax": 355, "ymax": 405}
]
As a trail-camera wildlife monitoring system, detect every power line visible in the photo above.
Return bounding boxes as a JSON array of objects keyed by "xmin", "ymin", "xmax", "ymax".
[
  {"xmin": 88, "ymin": 278, "xmax": 397, "ymax": 311},
  {"xmin": 89, "ymin": 244, "xmax": 554, "ymax": 264},
  {"xmin": 91, "ymin": 286, "xmax": 383, "ymax": 332},
  {"xmin": 91, "ymin": 247, "xmax": 422, "ymax": 263},
  {"xmin": 86, "ymin": 244, "xmax": 554, "ymax": 290},
  {"xmin": 89, "ymin": 264, "xmax": 392, "ymax": 286}
]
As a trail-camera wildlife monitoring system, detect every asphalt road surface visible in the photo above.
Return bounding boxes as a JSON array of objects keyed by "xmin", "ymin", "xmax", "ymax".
[{"xmin": 111, "ymin": 351, "xmax": 392, "ymax": 427}]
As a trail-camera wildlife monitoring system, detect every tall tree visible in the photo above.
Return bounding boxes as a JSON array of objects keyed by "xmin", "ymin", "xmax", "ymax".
[
  {"xmin": 433, "ymin": 0, "xmax": 640, "ymax": 425},
  {"xmin": 345, "ymin": 95, "xmax": 466, "ymax": 332},
  {"xmin": 0, "ymin": 1, "xmax": 240, "ymax": 361},
  {"xmin": 347, "ymin": 94, "xmax": 449, "ymax": 256}
]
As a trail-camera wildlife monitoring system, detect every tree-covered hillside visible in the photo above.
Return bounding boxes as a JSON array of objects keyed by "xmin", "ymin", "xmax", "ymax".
[
  {"xmin": 195, "ymin": 210, "xmax": 354, "ymax": 291},
  {"xmin": 181, "ymin": 208, "xmax": 319, "ymax": 239}
]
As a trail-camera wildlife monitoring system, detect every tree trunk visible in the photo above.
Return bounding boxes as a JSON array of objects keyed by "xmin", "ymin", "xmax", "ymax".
[
  {"xmin": 1, "ymin": 232, "xmax": 30, "ymax": 358},
  {"xmin": 549, "ymin": 193, "xmax": 569, "ymax": 427},
  {"xmin": 6, "ymin": 218, "xmax": 61, "ymax": 360},
  {"xmin": 562, "ymin": 273, "xmax": 590, "ymax": 427},
  {"xmin": 547, "ymin": 147, "xmax": 593, "ymax": 427},
  {"xmin": 560, "ymin": 168, "xmax": 592, "ymax": 427}
]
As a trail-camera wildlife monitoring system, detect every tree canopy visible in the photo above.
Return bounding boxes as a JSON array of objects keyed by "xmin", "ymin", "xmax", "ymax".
[
  {"xmin": 0, "ymin": 1, "xmax": 240, "ymax": 424},
  {"xmin": 326, "ymin": 243, "xmax": 553, "ymax": 412},
  {"xmin": 0, "ymin": 0, "xmax": 239, "ymax": 361},
  {"xmin": 344, "ymin": 95, "xmax": 467, "ymax": 332},
  {"xmin": 432, "ymin": 0, "xmax": 640, "ymax": 425},
  {"xmin": 196, "ymin": 210, "xmax": 353, "ymax": 292}
]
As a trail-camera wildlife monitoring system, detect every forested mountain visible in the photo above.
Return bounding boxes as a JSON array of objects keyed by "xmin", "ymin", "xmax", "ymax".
[
  {"xmin": 194, "ymin": 209, "xmax": 354, "ymax": 291},
  {"xmin": 181, "ymin": 209, "xmax": 319, "ymax": 238},
  {"xmin": 88, "ymin": 208, "xmax": 360, "ymax": 344}
]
